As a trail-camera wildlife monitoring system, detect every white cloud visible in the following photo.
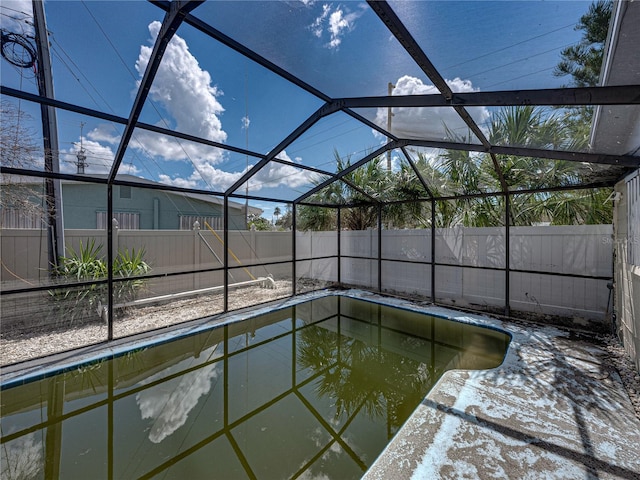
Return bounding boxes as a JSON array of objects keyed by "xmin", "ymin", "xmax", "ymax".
[
  {"xmin": 62, "ymin": 22, "xmax": 317, "ymax": 193},
  {"xmin": 253, "ymin": 150, "xmax": 322, "ymax": 189},
  {"xmin": 87, "ymin": 124, "xmax": 122, "ymax": 144},
  {"xmin": 130, "ymin": 131, "xmax": 226, "ymax": 165},
  {"xmin": 136, "ymin": 345, "xmax": 222, "ymax": 444},
  {"xmin": 374, "ymin": 76, "xmax": 490, "ymax": 141},
  {"xmin": 309, "ymin": 3, "xmax": 365, "ymax": 49},
  {"xmin": 60, "ymin": 138, "xmax": 117, "ymax": 174},
  {"xmin": 80, "ymin": 21, "xmax": 234, "ymax": 185},
  {"xmin": 158, "ymin": 150, "xmax": 320, "ymax": 194},
  {"xmin": 157, "ymin": 174, "xmax": 198, "ymax": 189},
  {"xmin": 138, "ymin": 22, "xmax": 226, "ymax": 142},
  {"xmin": 253, "ymin": 162, "xmax": 318, "ymax": 190},
  {"xmin": 327, "ymin": 9, "xmax": 349, "ymax": 48},
  {"xmin": 59, "ymin": 21, "xmax": 231, "ymax": 183},
  {"xmin": 310, "ymin": 4, "xmax": 330, "ymax": 38},
  {"xmin": 133, "ymin": 21, "xmax": 227, "ymax": 169},
  {"xmin": 0, "ymin": 433, "xmax": 42, "ymax": 479},
  {"xmin": 0, "ymin": 0, "xmax": 34, "ymax": 36},
  {"xmin": 185, "ymin": 163, "xmax": 245, "ymax": 191}
]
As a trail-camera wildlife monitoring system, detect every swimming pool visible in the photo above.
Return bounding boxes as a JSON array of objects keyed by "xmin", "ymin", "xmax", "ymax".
[{"xmin": 0, "ymin": 295, "xmax": 510, "ymax": 479}]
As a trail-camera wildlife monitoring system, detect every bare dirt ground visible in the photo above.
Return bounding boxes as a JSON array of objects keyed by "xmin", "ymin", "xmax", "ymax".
[
  {"xmin": 601, "ymin": 335, "xmax": 640, "ymax": 420},
  {"xmin": 0, "ymin": 280, "xmax": 294, "ymax": 365}
]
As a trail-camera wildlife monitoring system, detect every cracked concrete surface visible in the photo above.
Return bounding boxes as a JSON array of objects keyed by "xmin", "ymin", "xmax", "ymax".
[{"xmin": 361, "ymin": 300, "xmax": 640, "ymax": 480}]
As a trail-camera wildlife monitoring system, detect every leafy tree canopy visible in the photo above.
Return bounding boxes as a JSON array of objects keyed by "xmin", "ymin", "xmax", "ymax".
[
  {"xmin": 554, "ymin": 0, "xmax": 612, "ymax": 87},
  {"xmin": 247, "ymin": 213, "xmax": 273, "ymax": 231},
  {"xmin": 296, "ymin": 104, "xmax": 612, "ymax": 230}
]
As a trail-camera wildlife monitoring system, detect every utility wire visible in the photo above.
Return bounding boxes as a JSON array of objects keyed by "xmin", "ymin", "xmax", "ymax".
[
  {"xmin": 485, "ymin": 66, "xmax": 557, "ymax": 90},
  {"xmin": 464, "ymin": 42, "xmax": 574, "ymax": 81},
  {"xmin": 441, "ymin": 22, "xmax": 576, "ymax": 71}
]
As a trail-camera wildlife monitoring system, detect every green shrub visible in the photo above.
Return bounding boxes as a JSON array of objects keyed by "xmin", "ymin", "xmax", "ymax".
[
  {"xmin": 49, "ymin": 239, "xmax": 150, "ymax": 325},
  {"xmin": 113, "ymin": 246, "xmax": 151, "ymax": 305}
]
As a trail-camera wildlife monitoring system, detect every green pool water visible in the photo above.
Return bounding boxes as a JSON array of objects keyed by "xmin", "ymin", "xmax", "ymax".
[{"xmin": 0, "ymin": 296, "xmax": 510, "ymax": 479}]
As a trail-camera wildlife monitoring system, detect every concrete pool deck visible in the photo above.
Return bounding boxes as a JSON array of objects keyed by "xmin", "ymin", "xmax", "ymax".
[
  {"xmin": 2, "ymin": 289, "xmax": 639, "ymax": 479},
  {"xmin": 354, "ymin": 293, "xmax": 640, "ymax": 480}
]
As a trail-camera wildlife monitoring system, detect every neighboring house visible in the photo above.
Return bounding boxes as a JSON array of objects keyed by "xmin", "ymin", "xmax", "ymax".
[{"xmin": 0, "ymin": 174, "xmax": 261, "ymax": 230}]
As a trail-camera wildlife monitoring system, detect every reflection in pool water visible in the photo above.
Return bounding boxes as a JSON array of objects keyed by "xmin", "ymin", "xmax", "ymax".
[{"xmin": 0, "ymin": 296, "xmax": 509, "ymax": 479}]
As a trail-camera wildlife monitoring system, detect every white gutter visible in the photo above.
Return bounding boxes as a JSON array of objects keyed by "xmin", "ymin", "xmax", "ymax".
[{"xmin": 589, "ymin": 0, "xmax": 626, "ymax": 146}]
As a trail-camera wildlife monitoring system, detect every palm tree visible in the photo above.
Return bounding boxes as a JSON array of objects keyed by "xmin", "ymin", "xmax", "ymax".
[
  {"xmin": 296, "ymin": 204, "xmax": 336, "ymax": 231},
  {"xmin": 381, "ymin": 160, "xmax": 430, "ymax": 229},
  {"xmin": 296, "ymin": 105, "xmax": 612, "ymax": 231},
  {"xmin": 273, "ymin": 206, "xmax": 281, "ymax": 226},
  {"xmin": 297, "ymin": 151, "xmax": 388, "ymax": 231}
]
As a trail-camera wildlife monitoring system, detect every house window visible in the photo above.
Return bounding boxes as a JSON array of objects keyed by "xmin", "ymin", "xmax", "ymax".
[
  {"xmin": 0, "ymin": 207, "xmax": 44, "ymax": 229},
  {"xmin": 180, "ymin": 215, "xmax": 222, "ymax": 230},
  {"xmin": 628, "ymin": 173, "xmax": 639, "ymax": 266},
  {"xmin": 97, "ymin": 211, "xmax": 140, "ymax": 230},
  {"xmin": 119, "ymin": 185, "xmax": 132, "ymax": 199}
]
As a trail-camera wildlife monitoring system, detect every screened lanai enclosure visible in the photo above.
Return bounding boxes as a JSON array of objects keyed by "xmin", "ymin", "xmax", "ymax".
[
  {"xmin": 2, "ymin": 0, "xmax": 639, "ymax": 362},
  {"xmin": 1, "ymin": 0, "xmax": 640, "ymax": 477}
]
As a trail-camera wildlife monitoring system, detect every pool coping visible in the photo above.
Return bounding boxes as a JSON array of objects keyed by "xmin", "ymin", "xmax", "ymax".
[{"xmin": 2, "ymin": 289, "xmax": 639, "ymax": 479}]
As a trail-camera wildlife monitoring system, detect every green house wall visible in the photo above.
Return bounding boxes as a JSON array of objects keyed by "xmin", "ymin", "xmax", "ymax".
[{"xmin": 61, "ymin": 183, "xmax": 247, "ymax": 230}]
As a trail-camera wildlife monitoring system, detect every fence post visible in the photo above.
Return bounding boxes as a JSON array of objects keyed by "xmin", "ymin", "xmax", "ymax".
[
  {"xmin": 251, "ymin": 227, "xmax": 257, "ymax": 280},
  {"xmin": 193, "ymin": 221, "xmax": 200, "ymax": 290},
  {"xmin": 112, "ymin": 218, "xmax": 119, "ymax": 261}
]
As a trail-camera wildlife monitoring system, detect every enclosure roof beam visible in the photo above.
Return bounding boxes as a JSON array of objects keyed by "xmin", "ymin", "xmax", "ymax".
[
  {"xmin": 407, "ymin": 139, "xmax": 640, "ymax": 167},
  {"xmin": 340, "ymin": 178, "xmax": 381, "ymax": 204},
  {"xmin": 269, "ymin": 157, "xmax": 334, "ymax": 178},
  {"xmin": 490, "ymin": 145, "xmax": 639, "ymax": 167},
  {"xmin": 373, "ymin": 179, "xmax": 616, "ymax": 206},
  {"xmin": 336, "ymin": 85, "xmax": 640, "ymax": 109},
  {"xmin": 401, "ymin": 147, "xmax": 434, "ymax": 198},
  {"xmin": 229, "ymin": 192, "xmax": 295, "ymax": 204},
  {"xmin": 367, "ymin": 1, "xmax": 450, "ymax": 99},
  {"xmin": 0, "ymin": 166, "xmax": 109, "ymax": 184},
  {"xmin": 1, "ymin": 86, "xmax": 267, "ymax": 162},
  {"xmin": 154, "ymin": 1, "xmax": 331, "ymax": 104},
  {"xmin": 108, "ymin": 0, "xmax": 203, "ymax": 184},
  {"xmin": 295, "ymin": 142, "xmax": 401, "ymax": 204},
  {"xmin": 2, "ymin": 85, "xmax": 126, "ymax": 123},
  {"xmin": 367, "ymin": 1, "xmax": 509, "ymax": 194},
  {"xmin": 341, "ymin": 106, "xmax": 400, "ymax": 142},
  {"xmin": 224, "ymin": 102, "xmax": 339, "ymax": 197},
  {"xmin": 154, "ymin": 1, "xmax": 398, "ymax": 146}
]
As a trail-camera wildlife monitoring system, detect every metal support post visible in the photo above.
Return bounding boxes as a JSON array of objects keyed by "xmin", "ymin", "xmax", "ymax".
[
  {"xmin": 292, "ymin": 203, "xmax": 297, "ymax": 296},
  {"xmin": 224, "ymin": 196, "xmax": 229, "ymax": 312},
  {"xmin": 505, "ymin": 193, "xmax": 511, "ymax": 317},
  {"xmin": 378, "ymin": 204, "xmax": 382, "ymax": 292},
  {"xmin": 337, "ymin": 207, "xmax": 341, "ymax": 285},
  {"xmin": 431, "ymin": 199, "xmax": 436, "ymax": 303},
  {"xmin": 107, "ymin": 184, "xmax": 114, "ymax": 340}
]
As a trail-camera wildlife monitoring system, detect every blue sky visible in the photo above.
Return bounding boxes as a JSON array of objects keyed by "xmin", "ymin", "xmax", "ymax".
[{"xmin": 1, "ymin": 0, "xmax": 591, "ymax": 219}]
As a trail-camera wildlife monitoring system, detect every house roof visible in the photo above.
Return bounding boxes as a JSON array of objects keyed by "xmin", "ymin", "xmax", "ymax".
[{"xmin": 66, "ymin": 174, "xmax": 263, "ymax": 215}]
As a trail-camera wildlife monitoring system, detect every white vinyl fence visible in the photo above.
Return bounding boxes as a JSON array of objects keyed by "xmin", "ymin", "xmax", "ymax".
[{"xmin": 1, "ymin": 225, "xmax": 613, "ymax": 324}]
